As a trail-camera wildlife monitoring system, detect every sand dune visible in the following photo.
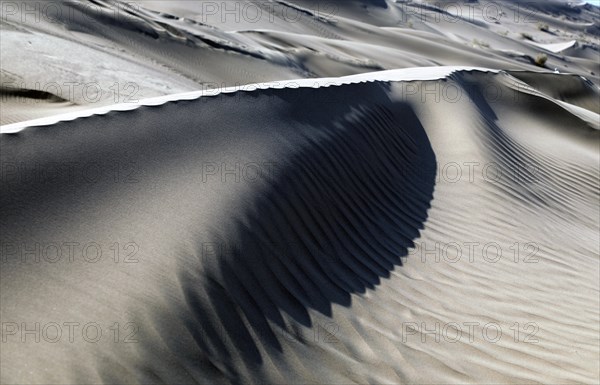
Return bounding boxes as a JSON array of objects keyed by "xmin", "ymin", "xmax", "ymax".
[
  {"xmin": 1, "ymin": 1, "xmax": 599, "ymax": 384},
  {"xmin": 2, "ymin": 0, "xmax": 598, "ymax": 125},
  {"xmin": 2, "ymin": 67, "xmax": 598, "ymax": 384}
]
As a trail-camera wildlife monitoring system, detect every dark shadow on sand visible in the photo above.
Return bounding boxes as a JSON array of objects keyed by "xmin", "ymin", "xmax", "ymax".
[{"xmin": 166, "ymin": 84, "xmax": 437, "ymax": 380}]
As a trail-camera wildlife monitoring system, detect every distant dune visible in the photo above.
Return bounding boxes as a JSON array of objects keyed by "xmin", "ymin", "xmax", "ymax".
[
  {"xmin": 2, "ymin": 0, "xmax": 598, "ymax": 125},
  {"xmin": 1, "ymin": 1, "xmax": 599, "ymax": 385}
]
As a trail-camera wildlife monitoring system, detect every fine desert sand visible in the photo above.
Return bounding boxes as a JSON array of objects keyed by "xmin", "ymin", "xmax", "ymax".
[{"xmin": 1, "ymin": 1, "xmax": 599, "ymax": 384}]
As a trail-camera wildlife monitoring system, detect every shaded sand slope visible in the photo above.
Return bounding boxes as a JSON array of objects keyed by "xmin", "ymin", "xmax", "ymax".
[{"xmin": 1, "ymin": 69, "xmax": 598, "ymax": 384}]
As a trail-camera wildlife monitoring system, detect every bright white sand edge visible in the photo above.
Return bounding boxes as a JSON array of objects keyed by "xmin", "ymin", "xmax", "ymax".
[
  {"xmin": 1, "ymin": 66, "xmax": 499, "ymax": 134},
  {"xmin": 4, "ymin": 66, "xmax": 597, "ymax": 134}
]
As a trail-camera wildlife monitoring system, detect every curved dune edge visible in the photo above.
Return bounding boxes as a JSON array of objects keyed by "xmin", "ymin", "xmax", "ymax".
[
  {"xmin": 1, "ymin": 68, "xmax": 598, "ymax": 384},
  {"xmin": 1, "ymin": 66, "xmax": 498, "ymax": 134},
  {"xmin": 2, "ymin": 0, "xmax": 599, "ymax": 382},
  {"xmin": 3, "ymin": 66, "xmax": 598, "ymax": 134},
  {"xmin": 529, "ymin": 40, "xmax": 578, "ymax": 53}
]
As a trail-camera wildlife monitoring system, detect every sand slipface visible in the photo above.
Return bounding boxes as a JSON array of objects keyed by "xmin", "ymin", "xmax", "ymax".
[{"xmin": 1, "ymin": 1, "xmax": 599, "ymax": 385}]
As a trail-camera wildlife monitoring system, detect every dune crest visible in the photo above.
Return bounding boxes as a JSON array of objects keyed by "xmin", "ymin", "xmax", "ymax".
[
  {"xmin": 1, "ymin": 1, "xmax": 599, "ymax": 384},
  {"xmin": 2, "ymin": 69, "xmax": 598, "ymax": 384}
]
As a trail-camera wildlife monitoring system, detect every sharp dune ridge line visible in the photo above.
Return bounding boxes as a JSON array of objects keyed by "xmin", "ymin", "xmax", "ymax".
[
  {"xmin": 1, "ymin": 0, "xmax": 599, "ymax": 384},
  {"xmin": 2, "ymin": 0, "xmax": 599, "ymax": 127},
  {"xmin": 3, "ymin": 67, "xmax": 598, "ymax": 133},
  {"xmin": 3, "ymin": 66, "xmax": 599, "ymax": 134},
  {"xmin": 1, "ymin": 66, "xmax": 499, "ymax": 133},
  {"xmin": 2, "ymin": 68, "xmax": 598, "ymax": 385}
]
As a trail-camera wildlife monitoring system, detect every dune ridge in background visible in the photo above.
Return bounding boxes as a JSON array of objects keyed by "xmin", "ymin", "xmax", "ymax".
[
  {"xmin": 1, "ymin": 1, "xmax": 599, "ymax": 385},
  {"xmin": 1, "ymin": 0, "xmax": 599, "ymax": 125}
]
